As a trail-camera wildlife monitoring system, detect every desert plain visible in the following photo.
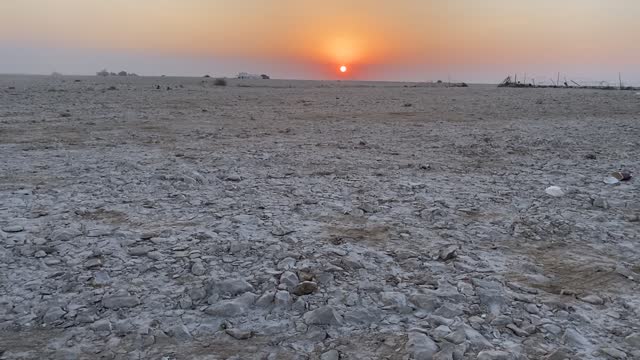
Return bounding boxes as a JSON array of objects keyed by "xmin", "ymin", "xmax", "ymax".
[{"xmin": 0, "ymin": 75, "xmax": 639, "ymax": 359}]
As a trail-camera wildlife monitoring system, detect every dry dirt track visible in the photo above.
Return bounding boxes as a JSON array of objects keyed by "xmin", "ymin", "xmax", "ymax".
[{"xmin": 0, "ymin": 75, "xmax": 639, "ymax": 359}]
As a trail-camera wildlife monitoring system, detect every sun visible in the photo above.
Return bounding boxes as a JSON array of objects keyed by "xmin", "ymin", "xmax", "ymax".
[{"xmin": 340, "ymin": 65, "xmax": 347, "ymax": 73}]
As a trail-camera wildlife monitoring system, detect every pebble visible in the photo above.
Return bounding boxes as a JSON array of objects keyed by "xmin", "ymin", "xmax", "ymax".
[
  {"xmin": 280, "ymin": 271, "xmax": 299, "ymax": 290},
  {"xmin": 506, "ymin": 323, "xmax": 529, "ymax": 337},
  {"xmin": 128, "ymin": 246, "xmax": 154, "ymax": 256},
  {"xmin": 600, "ymin": 347, "xmax": 627, "ymax": 359},
  {"xmin": 90, "ymin": 319, "xmax": 112, "ymax": 332},
  {"xmin": 84, "ymin": 258, "xmax": 102, "ymax": 269},
  {"xmin": 579, "ymin": 294, "xmax": 604, "ymax": 305},
  {"xmin": 625, "ymin": 333, "xmax": 640, "ymax": 348},
  {"xmin": 545, "ymin": 186, "xmax": 564, "ymax": 197},
  {"xmin": 274, "ymin": 290, "xmax": 292, "ymax": 308},
  {"xmin": 2, "ymin": 225, "xmax": 24, "ymax": 233},
  {"xmin": 293, "ymin": 281, "xmax": 318, "ymax": 296},
  {"xmin": 226, "ymin": 328, "xmax": 253, "ymax": 340},
  {"xmin": 443, "ymin": 328, "xmax": 466, "ymax": 344},
  {"xmin": 438, "ymin": 245, "xmax": 458, "ymax": 261},
  {"xmin": 168, "ymin": 324, "xmax": 192, "ymax": 340},
  {"xmin": 191, "ymin": 262, "xmax": 206, "ymax": 276},
  {"xmin": 303, "ymin": 306, "xmax": 342, "ymax": 325},
  {"xmin": 102, "ymin": 294, "xmax": 140, "ymax": 309},
  {"xmin": 49, "ymin": 228, "xmax": 79, "ymax": 242},
  {"xmin": 320, "ymin": 350, "xmax": 339, "ymax": 360},
  {"xmin": 433, "ymin": 325, "xmax": 452, "ymax": 339},
  {"xmin": 409, "ymin": 294, "xmax": 440, "ymax": 312},
  {"xmin": 205, "ymin": 299, "xmax": 249, "ymax": 317},
  {"xmin": 92, "ymin": 271, "xmax": 111, "ymax": 286},
  {"xmin": 34, "ymin": 250, "xmax": 47, "ymax": 258},
  {"xmin": 477, "ymin": 350, "xmax": 513, "ymax": 360},
  {"xmin": 225, "ymin": 173, "xmax": 242, "ymax": 182},
  {"xmin": 405, "ymin": 332, "xmax": 438, "ymax": 360},
  {"xmin": 562, "ymin": 328, "xmax": 590, "ymax": 347},
  {"xmin": 210, "ymin": 279, "xmax": 255, "ymax": 297},
  {"xmin": 42, "ymin": 306, "xmax": 66, "ymax": 324}
]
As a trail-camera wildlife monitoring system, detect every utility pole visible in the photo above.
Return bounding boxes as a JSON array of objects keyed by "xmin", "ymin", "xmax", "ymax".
[{"xmin": 619, "ymin": 73, "xmax": 623, "ymax": 89}]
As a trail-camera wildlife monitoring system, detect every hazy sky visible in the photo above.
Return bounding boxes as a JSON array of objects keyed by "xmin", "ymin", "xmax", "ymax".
[{"xmin": 1, "ymin": 0, "xmax": 639, "ymax": 83}]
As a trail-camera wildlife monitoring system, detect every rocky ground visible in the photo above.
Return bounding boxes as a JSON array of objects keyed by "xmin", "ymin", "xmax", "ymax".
[{"xmin": 0, "ymin": 75, "xmax": 639, "ymax": 360}]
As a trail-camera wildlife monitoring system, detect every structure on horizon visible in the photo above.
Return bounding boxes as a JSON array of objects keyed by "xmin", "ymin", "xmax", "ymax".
[{"xmin": 237, "ymin": 72, "xmax": 270, "ymax": 80}]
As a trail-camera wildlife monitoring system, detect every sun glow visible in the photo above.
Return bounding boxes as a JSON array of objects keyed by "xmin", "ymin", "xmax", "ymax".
[{"xmin": 340, "ymin": 65, "xmax": 347, "ymax": 73}]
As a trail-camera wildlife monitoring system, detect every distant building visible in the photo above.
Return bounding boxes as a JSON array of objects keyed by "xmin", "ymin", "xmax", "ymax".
[{"xmin": 237, "ymin": 72, "xmax": 268, "ymax": 79}]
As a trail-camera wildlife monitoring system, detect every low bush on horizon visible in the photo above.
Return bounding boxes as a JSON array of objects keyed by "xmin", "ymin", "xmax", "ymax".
[{"xmin": 214, "ymin": 78, "xmax": 227, "ymax": 86}]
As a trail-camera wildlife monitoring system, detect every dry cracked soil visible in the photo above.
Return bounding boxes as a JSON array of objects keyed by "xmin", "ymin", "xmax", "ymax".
[{"xmin": 0, "ymin": 75, "xmax": 639, "ymax": 360}]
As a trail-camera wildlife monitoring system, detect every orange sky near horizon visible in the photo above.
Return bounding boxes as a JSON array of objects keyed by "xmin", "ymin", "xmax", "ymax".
[{"xmin": 1, "ymin": 0, "xmax": 639, "ymax": 79}]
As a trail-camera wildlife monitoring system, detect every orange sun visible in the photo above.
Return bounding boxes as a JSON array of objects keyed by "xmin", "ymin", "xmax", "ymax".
[{"xmin": 340, "ymin": 65, "xmax": 347, "ymax": 73}]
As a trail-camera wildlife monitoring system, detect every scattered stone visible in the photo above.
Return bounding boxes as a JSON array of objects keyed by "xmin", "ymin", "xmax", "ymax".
[
  {"xmin": 579, "ymin": 294, "xmax": 604, "ymax": 305},
  {"xmin": 320, "ymin": 349, "xmax": 340, "ymax": 360},
  {"xmin": 274, "ymin": 290, "xmax": 292, "ymax": 308},
  {"xmin": 434, "ymin": 303, "xmax": 463, "ymax": 318},
  {"xmin": 477, "ymin": 350, "xmax": 513, "ymax": 360},
  {"xmin": 49, "ymin": 228, "xmax": 80, "ymax": 242},
  {"xmin": 409, "ymin": 294, "xmax": 440, "ymax": 312},
  {"xmin": 42, "ymin": 306, "xmax": 66, "ymax": 324},
  {"xmin": 205, "ymin": 299, "xmax": 248, "ymax": 317},
  {"xmin": 562, "ymin": 328, "xmax": 590, "ymax": 347},
  {"xmin": 405, "ymin": 332, "xmax": 438, "ymax": 360},
  {"xmin": 380, "ymin": 291, "xmax": 407, "ymax": 309},
  {"xmin": 293, "ymin": 281, "xmax": 318, "ymax": 296},
  {"xmin": 280, "ymin": 271, "xmax": 299, "ymax": 290},
  {"xmin": 102, "ymin": 294, "xmax": 140, "ymax": 309},
  {"xmin": 90, "ymin": 319, "xmax": 112, "ymax": 332},
  {"xmin": 592, "ymin": 197, "xmax": 610, "ymax": 209},
  {"xmin": 463, "ymin": 325, "xmax": 493, "ymax": 350},
  {"xmin": 256, "ymin": 291, "xmax": 276, "ymax": 307},
  {"xmin": 128, "ymin": 245, "xmax": 153, "ymax": 256},
  {"xmin": 600, "ymin": 347, "xmax": 627, "ymax": 359},
  {"xmin": 438, "ymin": 245, "xmax": 458, "ymax": 261},
  {"xmin": 34, "ymin": 250, "xmax": 47, "ymax": 258},
  {"xmin": 191, "ymin": 262, "xmax": 206, "ymax": 276},
  {"xmin": 506, "ymin": 324, "xmax": 530, "ymax": 337},
  {"xmin": 92, "ymin": 271, "xmax": 111, "ymax": 286},
  {"xmin": 444, "ymin": 328, "xmax": 466, "ymax": 344},
  {"xmin": 225, "ymin": 173, "xmax": 242, "ymax": 182},
  {"xmin": 625, "ymin": 333, "xmax": 640, "ymax": 348},
  {"xmin": 84, "ymin": 258, "xmax": 102, "ymax": 269},
  {"xmin": 545, "ymin": 186, "xmax": 564, "ymax": 197},
  {"xmin": 2, "ymin": 225, "xmax": 24, "ymax": 233},
  {"xmin": 544, "ymin": 348, "xmax": 571, "ymax": 360},
  {"xmin": 168, "ymin": 324, "xmax": 192, "ymax": 340},
  {"xmin": 226, "ymin": 328, "xmax": 253, "ymax": 340},
  {"xmin": 210, "ymin": 279, "xmax": 255, "ymax": 297},
  {"xmin": 303, "ymin": 306, "xmax": 342, "ymax": 326}
]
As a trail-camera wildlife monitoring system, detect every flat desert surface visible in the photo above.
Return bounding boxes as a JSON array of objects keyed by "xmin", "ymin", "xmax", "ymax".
[{"xmin": 1, "ymin": 75, "xmax": 639, "ymax": 360}]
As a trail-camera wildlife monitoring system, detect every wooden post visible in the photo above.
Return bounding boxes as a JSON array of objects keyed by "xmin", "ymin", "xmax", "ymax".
[
  {"xmin": 557, "ymin": 72, "xmax": 560, "ymax": 87},
  {"xmin": 619, "ymin": 72, "xmax": 623, "ymax": 89}
]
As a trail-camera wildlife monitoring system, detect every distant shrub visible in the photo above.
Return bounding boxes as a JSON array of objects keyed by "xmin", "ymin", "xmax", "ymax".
[
  {"xmin": 214, "ymin": 78, "xmax": 227, "ymax": 86},
  {"xmin": 436, "ymin": 80, "xmax": 443, "ymax": 84},
  {"xmin": 203, "ymin": 74, "xmax": 211, "ymax": 78},
  {"xmin": 118, "ymin": 71, "xmax": 128, "ymax": 76},
  {"xmin": 97, "ymin": 69, "xmax": 109, "ymax": 76}
]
